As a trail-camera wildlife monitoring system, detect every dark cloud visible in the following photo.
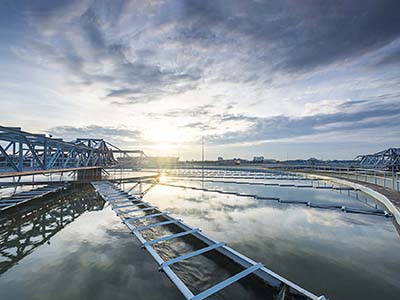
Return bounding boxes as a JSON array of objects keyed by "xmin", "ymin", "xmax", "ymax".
[
  {"xmin": 107, "ymin": 88, "xmax": 145, "ymax": 98},
  {"xmin": 8, "ymin": 0, "xmax": 399, "ymax": 108},
  {"xmin": 48, "ymin": 125, "xmax": 142, "ymax": 146},
  {"xmin": 208, "ymin": 99, "xmax": 400, "ymax": 145},
  {"xmin": 19, "ymin": 0, "xmax": 204, "ymax": 104},
  {"xmin": 16, "ymin": 0, "xmax": 399, "ymax": 94},
  {"xmin": 163, "ymin": 105, "xmax": 214, "ymax": 118},
  {"xmin": 374, "ymin": 48, "xmax": 400, "ymax": 66},
  {"xmin": 180, "ymin": 122, "xmax": 216, "ymax": 131},
  {"xmin": 178, "ymin": 0, "xmax": 400, "ymax": 72}
]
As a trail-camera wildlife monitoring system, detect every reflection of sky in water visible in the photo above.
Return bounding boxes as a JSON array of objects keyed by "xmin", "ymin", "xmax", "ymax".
[
  {"xmin": 0, "ymin": 185, "xmax": 47, "ymax": 198},
  {"xmin": 1, "ymin": 178, "xmax": 399, "ymax": 300},
  {"xmin": 138, "ymin": 181, "xmax": 400, "ymax": 300},
  {"xmin": 165, "ymin": 178, "xmax": 383, "ymax": 209},
  {"xmin": 0, "ymin": 196, "xmax": 180, "ymax": 300},
  {"xmin": 0, "ymin": 173, "xmax": 75, "ymax": 184}
]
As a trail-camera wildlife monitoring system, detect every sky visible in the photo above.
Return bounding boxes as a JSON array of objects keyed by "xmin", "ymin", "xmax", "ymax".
[{"xmin": 0, "ymin": 0, "xmax": 399, "ymax": 160}]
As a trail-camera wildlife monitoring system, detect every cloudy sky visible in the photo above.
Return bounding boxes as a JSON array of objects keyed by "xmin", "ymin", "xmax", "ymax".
[{"xmin": 1, "ymin": 0, "xmax": 399, "ymax": 160}]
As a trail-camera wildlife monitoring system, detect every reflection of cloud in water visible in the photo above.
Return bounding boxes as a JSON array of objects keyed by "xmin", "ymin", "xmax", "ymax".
[
  {"xmin": 175, "ymin": 179, "xmax": 380, "ymax": 210},
  {"xmin": 146, "ymin": 184, "xmax": 399, "ymax": 251},
  {"xmin": 0, "ymin": 204, "xmax": 180, "ymax": 300},
  {"xmin": 143, "ymin": 179, "xmax": 400, "ymax": 300}
]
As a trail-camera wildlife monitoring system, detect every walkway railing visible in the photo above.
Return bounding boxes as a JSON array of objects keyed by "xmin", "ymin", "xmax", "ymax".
[
  {"xmin": 165, "ymin": 167, "xmax": 400, "ymax": 192},
  {"xmin": 291, "ymin": 167, "xmax": 400, "ymax": 192}
]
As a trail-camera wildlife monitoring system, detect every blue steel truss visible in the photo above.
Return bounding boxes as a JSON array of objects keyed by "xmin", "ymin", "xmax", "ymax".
[
  {"xmin": 355, "ymin": 148, "xmax": 400, "ymax": 170},
  {"xmin": 0, "ymin": 126, "xmax": 117, "ymax": 172}
]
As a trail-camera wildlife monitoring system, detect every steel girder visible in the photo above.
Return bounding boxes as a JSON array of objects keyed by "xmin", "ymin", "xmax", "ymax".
[
  {"xmin": 0, "ymin": 126, "xmax": 118, "ymax": 172},
  {"xmin": 355, "ymin": 148, "xmax": 400, "ymax": 169}
]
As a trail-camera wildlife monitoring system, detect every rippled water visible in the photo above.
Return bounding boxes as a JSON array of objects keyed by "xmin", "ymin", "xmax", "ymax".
[{"xmin": 1, "ymin": 174, "xmax": 400, "ymax": 300}]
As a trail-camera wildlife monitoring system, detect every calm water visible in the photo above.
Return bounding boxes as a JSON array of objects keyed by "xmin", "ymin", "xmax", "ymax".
[
  {"xmin": 0, "ymin": 186, "xmax": 180, "ymax": 300},
  {"xmin": 1, "ymin": 174, "xmax": 400, "ymax": 300},
  {"xmin": 134, "ymin": 176, "xmax": 400, "ymax": 300}
]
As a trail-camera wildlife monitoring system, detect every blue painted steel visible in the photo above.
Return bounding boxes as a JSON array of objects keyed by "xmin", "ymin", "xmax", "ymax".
[
  {"xmin": 119, "ymin": 198, "xmax": 143, "ymax": 203},
  {"xmin": 191, "ymin": 263, "xmax": 263, "ymax": 300},
  {"xmin": 125, "ymin": 212, "xmax": 168, "ymax": 222},
  {"xmin": 120, "ymin": 206, "xmax": 157, "ymax": 215},
  {"xmin": 161, "ymin": 242, "xmax": 224, "ymax": 268},
  {"xmin": 112, "ymin": 203, "xmax": 137, "ymax": 209},
  {"xmin": 109, "ymin": 199, "xmax": 133, "ymax": 203},
  {"xmin": 0, "ymin": 126, "xmax": 144, "ymax": 174},
  {"xmin": 91, "ymin": 181, "xmax": 324, "ymax": 300},
  {"xmin": 0, "ymin": 126, "xmax": 118, "ymax": 172}
]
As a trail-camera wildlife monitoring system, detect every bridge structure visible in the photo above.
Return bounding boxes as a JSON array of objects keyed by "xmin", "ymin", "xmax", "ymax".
[
  {"xmin": 0, "ymin": 125, "xmax": 151, "ymax": 212},
  {"xmin": 0, "ymin": 126, "xmax": 144, "ymax": 179},
  {"xmin": 356, "ymin": 148, "xmax": 400, "ymax": 170},
  {"xmin": 3, "ymin": 126, "xmax": 395, "ymax": 299}
]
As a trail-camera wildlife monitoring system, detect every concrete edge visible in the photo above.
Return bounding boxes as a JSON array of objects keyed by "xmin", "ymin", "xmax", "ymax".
[{"xmin": 299, "ymin": 173, "xmax": 400, "ymax": 226}]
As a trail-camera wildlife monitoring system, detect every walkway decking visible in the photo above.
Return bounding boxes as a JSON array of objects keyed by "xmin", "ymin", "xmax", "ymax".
[
  {"xmin": 336, "ymin": 178, "xmax": 400, "ymax": 210},
  {"xmin": 92, "ymin": 180, "xmax": 326, "ymax": 300}
]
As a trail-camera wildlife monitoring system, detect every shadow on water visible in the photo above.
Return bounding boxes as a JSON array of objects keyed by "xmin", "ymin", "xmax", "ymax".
[{"xmin": 0, "ymin": 185, "xmax": 105, "ymax": 275}]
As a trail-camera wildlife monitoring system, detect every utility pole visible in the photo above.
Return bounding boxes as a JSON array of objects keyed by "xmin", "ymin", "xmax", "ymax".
[
  {"xmin": 392, "ymin": 165, "xmax": 395, "ymax": 191},
  {"xmin": 202, "ymin": 136, "xmax": 205, "ymax": 180}
]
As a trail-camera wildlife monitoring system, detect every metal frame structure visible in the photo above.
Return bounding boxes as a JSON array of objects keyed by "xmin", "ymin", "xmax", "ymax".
[
  {"xmin": 356, "ymin": 148, "xmax": 400, "ymax": 170},
  {"xmin": 92, "ymin": 181, "xmax": 327, "ymax": 300},
  {"xmin": 105, "ymin": 140, "xmax": 145, "ymax": 166},
  {"xmin": 0, "ymin": 126, "xmax": 118, "ymax": 173}
]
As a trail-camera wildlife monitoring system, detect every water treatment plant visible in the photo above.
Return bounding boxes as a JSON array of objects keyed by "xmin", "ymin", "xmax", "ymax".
[
  {"xmin": 2, "ymin": 1, "xmax": 400, "ymax": 299},
  {"xmin": 0, "ymin": 126, "xmax": 399, "ymax": 300}
]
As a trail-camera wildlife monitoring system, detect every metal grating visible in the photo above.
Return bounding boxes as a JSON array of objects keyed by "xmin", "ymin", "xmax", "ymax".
[{"xmin": 92, "ymin": 180, "xmax": 327, "ymax": 300}]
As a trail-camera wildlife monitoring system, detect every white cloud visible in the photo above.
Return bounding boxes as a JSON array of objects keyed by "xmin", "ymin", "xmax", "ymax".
[
  {"xmin": 1, "ymin": 0, "xmax": 400, "ymax": 159},
  {"xmin": 303, "ymin": 99, "xmax": 349, "ymax": 116}
]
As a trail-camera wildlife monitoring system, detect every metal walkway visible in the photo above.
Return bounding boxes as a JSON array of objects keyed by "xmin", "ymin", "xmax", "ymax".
[
  {"xmin": 0, "ymin": 184, "xmax": 67, "ymax": 212},
  {"xmin": 92, "ymin": 181, "xmax": 327, "ymax": 300}
]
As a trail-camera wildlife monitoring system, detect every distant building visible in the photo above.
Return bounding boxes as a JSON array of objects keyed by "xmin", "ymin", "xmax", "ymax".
[
  {"xmin": 253, "ymin": 156, "xmax": 264, "ymax": 163},
  {"xmin": 214, "ymin": 157, "xmax": 248, "ymax": 166}
]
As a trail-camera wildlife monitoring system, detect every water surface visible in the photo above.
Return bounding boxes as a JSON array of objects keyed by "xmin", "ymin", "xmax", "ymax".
[
  {"xmin": 1, "ymin": 174, "xmax": 399, "ymax": 300},
  {"xmin": 138, "ymin": 177, "xmax": 400, "ymax": 300}
]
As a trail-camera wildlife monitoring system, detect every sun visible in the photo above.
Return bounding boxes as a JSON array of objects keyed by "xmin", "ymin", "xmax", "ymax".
[
  {"xmin": 152, "ymin": 143, "xmax": 174, "ymax": 151},
  {"xmin": 145, "ymin": 125, "xmax": 183, "ymax": 144},
  {"xmin": 141, "ymin": 121, "xmax": 200, "ymax": 155}
]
